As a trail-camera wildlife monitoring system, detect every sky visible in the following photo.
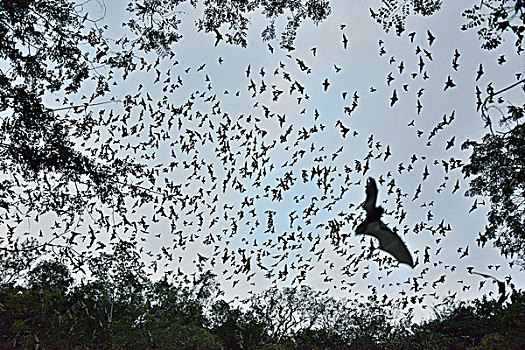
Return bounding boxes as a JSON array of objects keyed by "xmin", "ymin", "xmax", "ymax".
[{"xmin": 5, "ymin": 0, "xmax": 525, "ymax": 322}]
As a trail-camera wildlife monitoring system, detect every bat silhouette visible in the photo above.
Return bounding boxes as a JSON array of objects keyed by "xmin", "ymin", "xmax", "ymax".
[
  {"xmin": 472, "ymin": 271, "xmax": 507, "ymax": 307},
  {"xmin": 356, "ymin": 177, "xmax": 414, "ymax": 267},
  {"xmin": 213, "ymin": 28, "xmax": 223, "ymax": 46}
]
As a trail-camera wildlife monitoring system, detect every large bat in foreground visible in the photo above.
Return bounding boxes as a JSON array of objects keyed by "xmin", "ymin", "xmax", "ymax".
[{"xmin": 356, "ymin": 177, "xmax": 414, "ymax": 268}]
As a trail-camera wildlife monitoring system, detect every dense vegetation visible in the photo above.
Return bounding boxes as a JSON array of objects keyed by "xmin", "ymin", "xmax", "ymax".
[{"xmin": 1, "ymin": 252, "xmax": 524, "ymax": 349}]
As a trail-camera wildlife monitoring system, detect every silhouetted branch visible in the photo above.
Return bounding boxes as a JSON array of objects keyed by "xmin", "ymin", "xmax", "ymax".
[{"xmin": 481, "ymin": 78, "xmax": 525, "ymax": 133}]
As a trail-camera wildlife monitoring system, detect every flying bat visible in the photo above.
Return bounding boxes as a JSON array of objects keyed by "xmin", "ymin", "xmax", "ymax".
[
  {"xmin": 476, "ymin": 63, "xmax": 484, "ymax": 81},
  {"xmin": 444, "ymin": 75, "xmax": 456, "ymax": 91},
  {"xmin": 342, "ymin": 33, "xmax": 349, "ymax": 49},
  {"xmin": 322, "ymin": 78, "xmax": 330, "ymax": 91},
  {"xmin": 390, "ymin": 89, "xmax": 398, "ymax": 107},
  {"xmin": 472, "ymin": 271, "xmax": 507, "ymax": 307},
  {"xmin": 213, "ymin": 28, "xmax": 223, "ymax": 46},
  {"xmin": 427, "ymin": 30, "xmax": 435, "ymax": 46},
  {"xmin": 356, "ymin": 177, "xmax": 414, "ymax": 267}
]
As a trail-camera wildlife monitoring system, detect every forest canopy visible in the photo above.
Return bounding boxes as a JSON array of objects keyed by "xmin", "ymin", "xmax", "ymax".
[{"xmin": 1, "ymin": 257, "xmax": 524, "ymax": 349}]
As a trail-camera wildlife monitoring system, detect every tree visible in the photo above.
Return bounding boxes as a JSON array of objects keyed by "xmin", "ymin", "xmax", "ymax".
[
  {"xmin": 371, "ymin": 0, "xmax": 525, "ymax": 54},
  {"xmin": 0, "ymin": 238, "xmax": 41, "ymax": 288},
  {"xmin": 399, "ymin": 291, "xmax": 525, "ymax": 350},
  {"xmin": 1, "ymin": 261, "xmax": 84, "ymax": 348},
  {"xmin": 126, "ymin": 0, "xmax": 331, "ymax": 52},
  {"xmin": 462, "ymin": 103, "xmax": 525, "ymax": 265},
  {"xmin": 27, "ymin": 259, "xmax": 73, "ymax": 292},
  {"xmin": 0, "ymin": 0, "xmax": 155, "ymax": 277},
  {"xmin": 1, "ymin": 253, "xmax": 524, "ymax": 348},
  {"xmin": 245, "ymin": 286, "xmax": 322, "ymax": 344},
  {"xmin": 461, "ymin": 0, "xmax": 525, "ymax": 53},
  {"xmin": 370, "ymin": 0, "xmax": 443, "ymax": 36},
  {"xmin": 0, "ymin": 249, "xmax": 224, "ymax": 349},
  {"xmin": 0, "ymin": 0, "xmax": 147, "ymax": 216},
  {"xmin": 459, "ymin": 1, "xmax": 525, "ymax": 266}
]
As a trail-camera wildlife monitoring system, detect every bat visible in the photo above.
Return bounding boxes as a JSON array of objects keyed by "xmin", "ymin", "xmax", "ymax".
[
  {"xmin": 213, "ymin": 28, "xmax": 223, "ymax": 46},
  {"xmin": 427, "ymin": 30, "xmax": 435, "ymax": 46},
  {"xmin": 342, "ymin": 33, "xmax": 348, "ymax": 49},
  {"xmin": 356, "ymin": 177, "xmax": 414, "ymax": 267},
  {"xmin": 390, "ymin": 89, "xmax": 398, "ymax": 107},
  {"xmin": 472, "ymin": 271, "xmax": 507, "ymax": 307}
]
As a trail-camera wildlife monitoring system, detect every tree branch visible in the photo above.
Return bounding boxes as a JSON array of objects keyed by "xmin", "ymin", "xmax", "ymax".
[{"xmin": 481, "ymin": 78, "xmax": 525, "ymax": 133}]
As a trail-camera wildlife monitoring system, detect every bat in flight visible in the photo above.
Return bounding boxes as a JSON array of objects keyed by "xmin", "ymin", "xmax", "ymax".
[
  {"xmin": 356, "ymin": 177, "xmax": 414, "ymax": 267},
  {"xmin": 472, "ymin": 271, "xmax": 507, "ymax": 307}
]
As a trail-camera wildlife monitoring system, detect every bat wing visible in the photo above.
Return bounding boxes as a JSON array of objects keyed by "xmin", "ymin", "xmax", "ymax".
[
  {"xmin": 472, "ymin": 271, "xmax": 504, "ymax": 288},
  {"xmin": 472, "ymin": 271, "xmax": 507, "ymax": 306},
  {"xmin": 357, "ymin": 220, "xmax": 414, "ymax": 267},
  {"xmin": 472, "ymin": 271, "xmax": 495, "ymax": 280},
  {"xmin": 363, "ymin": 177, "xmax": 378, "ymax": 214}
]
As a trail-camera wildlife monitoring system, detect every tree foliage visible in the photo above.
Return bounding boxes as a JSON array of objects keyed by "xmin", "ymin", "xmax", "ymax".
[
  {"xmin": 463, "ymin": 103, "xmax": 525, "ymax": 265},
  {"xmin": 124, "ymin": 0, "xmax": 331, "ymax": 54},
  {"xmin": 1, "ymin": 254, "xmax": 524, "ymax": 349},
  {"xmin": 370, "ymin": 0, "xmax": 442, "ymax": 36},
  {"xmin": 372, "ymin": 0, "xmax": 525, "ymax": 54},
  {"xmin": 0, "ymin": 0, "xmax": 153, "ymax": 290},
  {"xmin": 461, "ymin": 0, "xmax": 525, "ymax": 53}
]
